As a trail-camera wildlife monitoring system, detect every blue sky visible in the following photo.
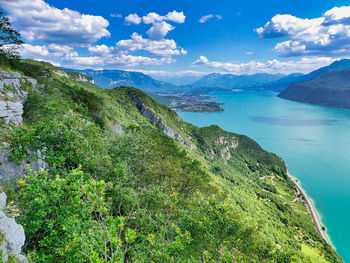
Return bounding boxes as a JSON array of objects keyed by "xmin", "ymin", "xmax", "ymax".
[{"xmin": 1, "ymin": 0, "xmax": 350, "ymax": 83}]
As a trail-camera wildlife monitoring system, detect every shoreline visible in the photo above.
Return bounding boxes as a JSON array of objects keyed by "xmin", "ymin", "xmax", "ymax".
[{"xmin": 286, "ymin": 168, "xmax": 332, "ymax": 246}]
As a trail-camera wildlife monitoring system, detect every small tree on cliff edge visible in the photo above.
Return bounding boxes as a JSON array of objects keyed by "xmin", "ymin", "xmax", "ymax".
[{"xmin": 0, "ymin": 11, "xmax": 23, "ymax": 60}]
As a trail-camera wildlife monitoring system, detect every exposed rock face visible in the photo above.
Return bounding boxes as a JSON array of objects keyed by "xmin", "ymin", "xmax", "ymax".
[
  {"xmin": 0, "ymin": 71, "xmax": 48, "ymax": 180},
  {"xmin": 0, "ymin": 144, "xmax": 48, "ymax": 180},
  {"xmin": 130, "ymin": 93, "xmax": 195, "ymax": 149},
  {"xmin": 0, "ymin": 192, "xmax": 27, "ymax": 263},
  {"xmin": 53, "ymin": 69, "xmax": 95, "ymax": 84},
  {"xmin": 217, "ymin": 136, "xmax": 238, "ymax": 162},
  {"xmin": 113, "ymin": 123, "xmax": 124, "ymax": 134},
  {"xmin": 0, "ymin": 71, "xmax": 36, "ymax": 126}
]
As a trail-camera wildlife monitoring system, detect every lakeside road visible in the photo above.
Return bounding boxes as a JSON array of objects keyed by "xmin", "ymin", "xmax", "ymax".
[{"xmin": 286, "ymin": 169, "xmax": 331, "ymax": 245}]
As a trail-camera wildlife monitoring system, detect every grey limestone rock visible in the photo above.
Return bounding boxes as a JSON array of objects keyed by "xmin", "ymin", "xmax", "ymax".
[
  {"xmin": 130, "ymin": 93, "xmax": 196, "ymax": 149},
  {"xmin": 0, "ymin": 192, "xmax": 27, "ymax": 263},
  {"xmin": 0, "ymin": 70, "xmax": 37, "ymax": 126}
]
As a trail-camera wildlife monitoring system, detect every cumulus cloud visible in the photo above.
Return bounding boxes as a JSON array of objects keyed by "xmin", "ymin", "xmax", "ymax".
[
  {"xmin": 19, "ymin": 43, "xmax": 76, "ymax": 59},
  {"xmin": 146, "ymin": 22, "xmax": 174, "ymax": 40},
  {"xmin": 18, "ymin": 43, "xmax": 172, "ymax": 69},
  {"xmin": 323, "ymin": 6, "xmax": 350, "ymax": 25},
  {"xmin": 0, "ymin": 0, "xmax": 110, "ymax": 45},
  {"xmin": 141, "ymin": 11, "xmax": 185, "ymax": 24},
  {"xmin": 125, "ymin": 13, "xmax": 141, "ymax": 24},
  {"xmin": 193, "ymin": 55, "xmax": 336, "ymax": 74},
  {"xmin": 166, "ymin": 11, "xmax": 186, "ymax": 23},
  {"xmin": 125, "ymin": 11, "xmax": 185, "ymax": 39},
  {"xmin": 6, "ymin": 1, "xmax": 186, "ymax": 70},
  {"xmin": 256, "ymin": 5, "xmax": 350, "ymax": 56},
  {"xmin": 116, "ymin": 33, "xmax": 186, "ymax": 57},
  {"xmin": 199, "ymin": 14, "xmax": 222, "ymax": 23},
  {"xmin": 63, "ymin": 54, "xmax": 171, "ymax": 68}
]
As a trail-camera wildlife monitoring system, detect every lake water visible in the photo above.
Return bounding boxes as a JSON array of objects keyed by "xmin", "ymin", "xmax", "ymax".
[{"xmin": 179, "ymin": 91, "xmax": 350, "ymax": 262}]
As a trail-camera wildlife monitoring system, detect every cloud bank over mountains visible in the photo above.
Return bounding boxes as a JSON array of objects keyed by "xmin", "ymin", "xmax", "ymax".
[
  {"xmin": 1, "ymin": 0, "xmax": 349, "ymax": 78},
  {"xmin": 193, "ymin": 55, "xmax": 336, "ymax": 75}
]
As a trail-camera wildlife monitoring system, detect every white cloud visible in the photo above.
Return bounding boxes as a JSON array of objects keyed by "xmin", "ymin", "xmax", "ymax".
[
  {"xmin": 193, "ymin": 55, "xmax": 337, "ymax": 74},
  {"xmin": 116, "ymin": 33, "xmax": 186, "ymax": 57},
  {"xmin": 147, "ymin": 22, "xmax": 174, "ymax": 40},
  {"xmin": 245, "ymin": 51, "xmax": 254, "ymax": 55},
  {"xmin": 0, "ymin": 0, "xmax": 110, "ymax": 45},
  {"xmin": 88, "ymin": 45, "xmax": 114, "ymax": 56},
  {"xmin": 199, "ymin": 14, "xmax": 222, "ymax": 23},
  {"xmin": 110, "ymin": 13, "xmax": 122, "ymax": 18},
  {"xmin": 124, "ymin": 11, "xmax": 185, "ymax": 40},
  {"xmin": 19, "ymin": 43, "xmax": 76, "ymax": 59},
  {"xmin": 141, "ymin": 11, "xmax": 185, "ymax": 24},
  {"xmin": 256, "ymin": 5, "xmax": 350, "ymax": 56},
  {"xmin": 6, "ymin": 2, "xmax": 186, "ymax": 70},
  {"xmin": 19, "ymin": 44, "xmax": 50, "ymax": 58},
  {"xmin": 63, "ymin": 54, "xmax": 170, "ymax": 68},
  {"xmin": 18, "ymin": 43, "xmax": 172, "ymax": 69},
  {"xmin": 125, "ymin": 13, "xmax": 141, "ymax": 25},
  {"xmin": 166, "ymin": 11, "xmax": 186, "ymax": 23},
  {"xmin": 323, "ymin": 6, "xmax": 350, "ymax": 25}
]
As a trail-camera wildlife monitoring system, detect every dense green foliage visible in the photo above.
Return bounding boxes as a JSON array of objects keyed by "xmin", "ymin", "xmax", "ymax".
[{"xmin": 0, "ymin": 58, "xmax": 342, "ymax": 262}]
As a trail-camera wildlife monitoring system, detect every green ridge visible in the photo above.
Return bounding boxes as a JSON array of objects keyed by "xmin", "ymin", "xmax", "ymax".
[{"xmin": 0, "ymin": 58, "xmax": 342, "ymax": 262}]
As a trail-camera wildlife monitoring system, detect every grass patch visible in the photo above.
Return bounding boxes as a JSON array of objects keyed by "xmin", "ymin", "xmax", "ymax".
[
  {"xmin": 3, "ymin": 84, "xmax": 15, "ymax": 93},
  {"xmin": 302, "ymin": 244, "xmax": 329, "ymax": 263}
]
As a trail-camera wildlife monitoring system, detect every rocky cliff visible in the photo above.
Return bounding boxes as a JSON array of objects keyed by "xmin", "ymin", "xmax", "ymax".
[
  {"xmin": 0, "ymin": 192, "xmax": 26, "ymax": 263},
  {"xmin": 0, "ymin": 70, "xmax": 36, "ymax": 126},
  {"xmin": 0, "ymin": 71, "xmax": 47, "ymax": 179}
]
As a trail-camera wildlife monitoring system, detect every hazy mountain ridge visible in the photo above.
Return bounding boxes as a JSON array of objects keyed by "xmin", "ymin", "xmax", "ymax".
[
  {"xmin": 70, "ymin": 69, "xmax": 177, "ymax": 93},
  {"xmin": 191, "ymin": 72, "xmax": 286, "ymax": 90}
]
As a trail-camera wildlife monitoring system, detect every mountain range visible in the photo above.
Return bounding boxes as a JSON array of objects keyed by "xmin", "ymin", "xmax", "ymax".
[
  {"xmin": 72, "ymin": 59, "xmax": 350, "ymax": 110},
  {"xmin": 72, "ymin": 69, "xmax": 177, "ymax": 93},
  {"xmin": 190, "ymin": 72, "xmax": 285, "ymax": 90},
  {"xmin": 71, "ymin": 69, "xmax": 302, "ymax": 94}
]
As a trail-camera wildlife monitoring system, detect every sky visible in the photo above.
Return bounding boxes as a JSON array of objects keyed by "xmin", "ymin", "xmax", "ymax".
[{"xmin": 1, "ymin": 0, "xmax": 350, "ymax": 83}]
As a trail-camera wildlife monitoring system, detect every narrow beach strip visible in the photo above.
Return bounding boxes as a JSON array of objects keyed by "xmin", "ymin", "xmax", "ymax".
[{"xmin": 287, "ymin": 169, "xmax": 331, "ymax": 245}]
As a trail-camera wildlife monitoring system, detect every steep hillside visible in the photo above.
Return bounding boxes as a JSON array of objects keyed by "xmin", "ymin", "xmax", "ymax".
[
  {"xmin": 71, "ymin": 69, "xmax": 177, "ymax": 93},
  {"xmin": 279, "ymin": 67, "xmax": 350, "ymax": 109},
  {"xmin": 0, "ymin": 58, "xmax": 342, "ymax": 262}
]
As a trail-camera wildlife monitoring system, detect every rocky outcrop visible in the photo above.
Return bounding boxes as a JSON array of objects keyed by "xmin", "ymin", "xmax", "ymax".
[
  {"xmin": 0, "ymin": 192, "xmax": 27, "ymax": 263},
  {"xmin": 0, "ymin": 143, "xmax": 48, "ymax": 180},
  {"xmin": 130, "ymin": 93, "xmax": 195, "ymax": 149},
  {"xmin": 53, "ymin": 69, "xmax": 95, "ymax": 84},
  {"xmin": 112, "ymin": 123, "xmax": 124, "ymax": 134},
  {"xmin": 217, "ymin": 136, "xmax": 238, "ymax": 162},
  {"xmin": 0, "ymin": 71, "xmax": 36, "ymax": 126}
]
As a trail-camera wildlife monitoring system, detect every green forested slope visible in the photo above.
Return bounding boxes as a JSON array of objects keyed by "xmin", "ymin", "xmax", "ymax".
[{"xmin": 0, "ymin": 58, "xmax": 342, "ymax": 262}]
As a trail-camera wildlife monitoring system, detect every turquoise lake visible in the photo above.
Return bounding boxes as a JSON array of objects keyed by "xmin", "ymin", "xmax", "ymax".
[{"xmin": 179, "ymin": 91, "xmax": 350, "ymax": 262}]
